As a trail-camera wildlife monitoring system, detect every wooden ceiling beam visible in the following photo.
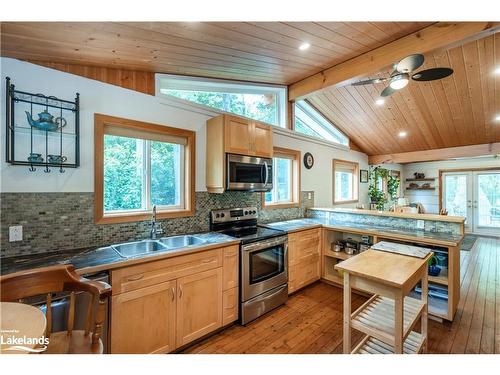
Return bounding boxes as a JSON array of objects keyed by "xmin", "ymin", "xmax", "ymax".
[
  {"xmin": 368, "ymin": 143, "xmax": 500, "ymax": 165},
  {"xmin": 288, "ymin": 22, "xmax": 500, "ymax": 101}
]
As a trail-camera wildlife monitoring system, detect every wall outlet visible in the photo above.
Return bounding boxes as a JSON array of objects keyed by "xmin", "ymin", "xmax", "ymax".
[
  {"xmin": 9, "ymin": 225, "xmax": 23, "ymax": 242},
  {"xmin": 417, "ymin": 220, "xmax": 425, "ymax": 230}
]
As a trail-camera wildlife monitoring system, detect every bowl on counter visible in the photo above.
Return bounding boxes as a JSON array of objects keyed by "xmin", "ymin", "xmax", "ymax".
[{"xmin": 428, "ymin": 265, "xmax": 441, "ymax": 277}]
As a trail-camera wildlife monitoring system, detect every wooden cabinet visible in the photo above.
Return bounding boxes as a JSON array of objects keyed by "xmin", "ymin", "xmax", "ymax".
[
  {"xmin": 176, "ymin": 268, "xmax": 223, "ymax": 347},
  {"xmin": 222, "ymin": 246, "xmax": 239, "ymax": 290},
  {"xmin": 252, "ymin": 122, "xmax": 273, "ymax": 158},
  {"xmin": 111, "ymin": 280, "xmax": 176, "ymax": 354},
  {"xmin": 224, "ymin": 115, "xmax": 254, "ymax": 156},
  {"xmin": 288, "ymin": 228, "xmax": 321, "ymax": 294},
  {"xmin": 222, "ymin": 287, "xmax": 238, "ymax": 325},
  {"xmin": 110, "ymin": 245, "xmax": 239, "ymax": 353},
  {"xmin": 206, "ymin": 114, "xmax": 273, "ymax": 193}
]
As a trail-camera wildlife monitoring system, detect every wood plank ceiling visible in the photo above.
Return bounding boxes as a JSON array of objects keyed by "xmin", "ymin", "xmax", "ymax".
[
  {"xmin": 0, "ymin": 22, "xmax": 432, "ymax": 85},
  {"xmin": 308, "ymin": 32, "xmax": 500, "ymax": 156}
]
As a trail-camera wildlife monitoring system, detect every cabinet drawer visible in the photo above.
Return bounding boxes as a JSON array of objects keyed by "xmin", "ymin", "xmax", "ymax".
[
  {"xmin": 222, "ymin": 245, "xmax": 239, "ymax": 291},
  {"xmin": 289, "ymin": 228, "xmax": 321, "ymax": 266},
  {"xmin": 288, "ymin": 253, "xmax": 320, "ymax": 294},
  {"xmin": 222, "ymin": 287, "xmax": 238, "ymax": 325},
  {"xmin": 111, "ymin": 248, "xmax": 223, "ymax": 295}
]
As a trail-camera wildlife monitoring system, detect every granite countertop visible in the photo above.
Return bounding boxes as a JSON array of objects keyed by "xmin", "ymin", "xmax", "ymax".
[
  {"xmin": 262, "ymin": 218, "xmax": 322, "ymax": 233},
  {"xmin": 262, "ymin": 217, "xmax": 463, "ymax": 247},
  {"xmin": 0, "ymin": 232, "xmax": 239, "ymax": 276}
]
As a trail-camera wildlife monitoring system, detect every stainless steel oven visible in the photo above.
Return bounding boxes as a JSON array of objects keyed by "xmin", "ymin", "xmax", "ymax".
[
  {"xmin": 240, "ymin": 235, "xmax": 288, "ymax": 324},
  {"xmin": 226, "ymin": 154, "xmax": 273, "ymax": 192}
]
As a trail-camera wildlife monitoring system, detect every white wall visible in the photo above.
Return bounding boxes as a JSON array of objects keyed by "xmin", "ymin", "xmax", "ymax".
[
  {"xmin": 402, "ymin": 157, "xmax": 500, "ymax": 213},
  {"xmin": 0, "ymin": 58, "xmax": 369, "ymax": 208}
]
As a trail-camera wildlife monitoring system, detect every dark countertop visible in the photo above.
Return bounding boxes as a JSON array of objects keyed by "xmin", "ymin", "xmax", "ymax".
[
  {"xmin": 1, "ymin": 232, "xmax": 239, "ymax": 276},
  {"xmin": 262, "ymin": 218, "xmax": 463, "ymax": 247}
]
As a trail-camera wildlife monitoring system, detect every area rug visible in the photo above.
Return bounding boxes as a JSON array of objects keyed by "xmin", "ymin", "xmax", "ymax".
[{"xmin": 461, "ymin": 234, "xmax": 478, "ymax": 251}]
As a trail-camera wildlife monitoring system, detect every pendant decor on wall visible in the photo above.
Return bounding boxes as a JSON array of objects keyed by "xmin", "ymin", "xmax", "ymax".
[
  {"xmin": 303, "ymin": 152, "xmax": 314, "ymax": 169},
  {"xmin": 5, "ymin": 77, "xmax": 80, "ymax": 173},
  {"xmin": 360, "ymin": 169, "xmax": 369, "ymax": 183}
]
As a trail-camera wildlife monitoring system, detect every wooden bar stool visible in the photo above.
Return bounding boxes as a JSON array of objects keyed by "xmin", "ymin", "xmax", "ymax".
[{"xmin": 1, "ymin": 265, "xmax": 111, "ymax": 354}]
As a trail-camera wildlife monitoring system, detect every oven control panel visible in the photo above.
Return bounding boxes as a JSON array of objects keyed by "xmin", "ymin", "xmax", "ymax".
[{"xmin": 211, "ymin": 207, "xmax": 258, "ymax": 223}]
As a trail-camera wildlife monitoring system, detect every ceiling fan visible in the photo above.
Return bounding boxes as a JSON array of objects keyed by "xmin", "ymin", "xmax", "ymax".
[{"xmin": 351, "ymin": 54, "xmax": 454, "ymax": 97}]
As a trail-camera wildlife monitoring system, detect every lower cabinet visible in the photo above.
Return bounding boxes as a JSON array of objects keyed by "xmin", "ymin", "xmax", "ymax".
[
  {"xmin": 288, "ymin": 228, "xmax": 321, "ymax": 294},
  {"xmin": 110, "ymin": 245, "xmax": 239, "ymax": 353},
  {"xmin": 111, "ymin": 280, "xmax": 177, "ymax": 354},
  {"xmin": 176, "ymin": 268, "xmax": 223, "ymax": 348}
]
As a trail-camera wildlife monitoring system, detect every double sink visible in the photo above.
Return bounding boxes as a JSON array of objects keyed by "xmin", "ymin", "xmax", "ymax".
[{"xmin": 111, "ymin": 235, "xmax": 207, "ymax": 258}]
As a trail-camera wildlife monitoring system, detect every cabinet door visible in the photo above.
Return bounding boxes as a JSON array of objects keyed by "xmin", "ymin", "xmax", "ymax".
[
  {"xmin": 222, "ymin": 246, "xmax": 239, "ymax": 291},
  {"xmin": 222, "ymin": 287, "xmax": 239, "ymax": 325},
  {"xmin": 111, "ymin": 280, "xmax": 176, "ymax": 354},
  {"xmin": 176, "ymin": 268, "xmax": 223, "ymax": 347},
  {"xmin": 224, "ymin": 115, "xmax": 252, "ymax": 155},
  {"xmin": 253, "ymin": 122, "xmax": 273, "ymax": 158}
]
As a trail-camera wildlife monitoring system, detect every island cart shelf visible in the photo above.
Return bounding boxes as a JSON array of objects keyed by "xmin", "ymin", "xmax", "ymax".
[{"xmin": 335, "ymin": 249, "xmax": 431, "ymax": 354}]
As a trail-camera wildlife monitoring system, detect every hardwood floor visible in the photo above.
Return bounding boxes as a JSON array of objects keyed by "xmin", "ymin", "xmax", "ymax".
[{"xmin": 182, "ymin": 236, "xmax": 499, "ymax": 354}]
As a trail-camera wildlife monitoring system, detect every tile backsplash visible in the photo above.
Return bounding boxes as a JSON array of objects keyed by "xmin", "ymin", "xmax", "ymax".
[{"xmin": 1, "ymin": 191, "xmax": 314, "ymax": 257}]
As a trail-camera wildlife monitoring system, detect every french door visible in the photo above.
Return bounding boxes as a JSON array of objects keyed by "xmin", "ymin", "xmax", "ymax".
[{"xmin": 442, "ymin": 170, "xmax": 500, "ymax": 235}]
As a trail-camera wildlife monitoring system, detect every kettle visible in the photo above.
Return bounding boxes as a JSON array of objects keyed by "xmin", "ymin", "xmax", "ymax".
[{"xmin": 25, "ymin": 110, "xmax": 67, "ymax": 131}]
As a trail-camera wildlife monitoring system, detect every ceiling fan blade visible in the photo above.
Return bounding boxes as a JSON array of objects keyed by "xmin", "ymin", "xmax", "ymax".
[
  {"xmin": 351, "ymin": 77, "xmax": 387, "ymax": 86},
  {"xmin": 380, "ymin": 86, "xmax": 397, "ymax": 97},
  {"xmin": 412, "ymin": 67, "xmax": 454, "ymax": 81},
  {"xmin": 396, "ymin": 54, "xmax": 425, "ymax": 73}
]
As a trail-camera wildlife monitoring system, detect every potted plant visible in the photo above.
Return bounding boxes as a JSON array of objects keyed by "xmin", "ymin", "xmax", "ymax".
[{"xmin": 428, "ymin": 255, "xmax": 441, "ymax": 277}]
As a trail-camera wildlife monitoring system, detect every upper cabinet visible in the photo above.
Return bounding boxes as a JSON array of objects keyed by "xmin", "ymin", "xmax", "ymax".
[{"xmin": 206, "ymin": 114, "xmax": 273, "ymax": 193}]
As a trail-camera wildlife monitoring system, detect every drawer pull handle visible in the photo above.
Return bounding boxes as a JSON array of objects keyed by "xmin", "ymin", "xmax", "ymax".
[
  {"xmin": 202, "ymin": 258, "xmax": 214, "ymax": 263},
  {"xmin": 126, "ymin": 274, "xmax": 144, "ymax": 282},
  {"xmin": 171, "ymin": 287, "xmax": 175, "ymax": 301},
  {"xmin": 224, "ymin": 253, "xmax": 236, "ymax": 258},
  {"xmin": 179, "ymin": 285, "xmax": 183, "ymax": 298}
]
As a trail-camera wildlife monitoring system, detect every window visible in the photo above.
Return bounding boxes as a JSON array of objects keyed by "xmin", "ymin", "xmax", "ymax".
[
  {"xmin": 263, "ymin": 147, "xmax": 301, "ymax": 208},
  {"xmin": 294, "ymin": 100, "xmax": 349, "ymax": 146},
  {"xmin": 95, "ymin": 114, "xmax": 195, "ymax": 223},
  {"xmin": 157, "ymin": 74, "xmax": 287, "ymax": 127},
  {"xmin": 333, "ymin": 159, "xmax": 359, "ymax": 204}
]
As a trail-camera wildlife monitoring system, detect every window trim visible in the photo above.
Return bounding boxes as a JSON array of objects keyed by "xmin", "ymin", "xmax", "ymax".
[
  {"xmin": 155, "ymin": 73, "xmax": 288, "ymax": 128},
  {"xmin": 332, "ymin": 159, "xmax": 359, "ymax": 204},
  {"xmin": 94, "ymin": 114, "xmax": 195, "ymax": 224},
  {"xmin": 293, "ymin": 100, "xmax": 350, "ymax": 146},
  {"xmin": 262, "ymin": 147, "xmax": 301, "ymax": 209}
]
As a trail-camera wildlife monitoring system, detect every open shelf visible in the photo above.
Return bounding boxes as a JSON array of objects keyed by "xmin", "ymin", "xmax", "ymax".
[
  {"xmin": 351, "ymin": 294, "xmax": 425, "ymax": 345},
  {"xmin": 324, "ymin": 249, "xmax": 357, "ymax": 261},
  {"xmin": 405, "ymin": 178, "xmax": 436, "ymax": 182},
  {"xmin": 352, "ymin": 331, "xmax": 425, "ymax": 354},
  {"xmin": 428, "ymin": 267, "xmax": 449, "ymax": 286},
  {"xmin": 406, "ymin": 187, "xmax": 436, "ymax": 190}
]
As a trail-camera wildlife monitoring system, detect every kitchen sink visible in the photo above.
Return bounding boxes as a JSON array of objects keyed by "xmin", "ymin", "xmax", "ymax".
[
  {"xmin": 159, "ymin": 235, "xmax": 206, "ymax": 249},
  {"xmin": 112, "ymin": 240, "xmax": 169, "ymax": 258}
]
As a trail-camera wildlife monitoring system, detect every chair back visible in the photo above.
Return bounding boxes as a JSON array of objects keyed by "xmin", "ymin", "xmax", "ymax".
[{"xmin": 0, "ymin": 265, "xmax": 111, "ymax": 348}]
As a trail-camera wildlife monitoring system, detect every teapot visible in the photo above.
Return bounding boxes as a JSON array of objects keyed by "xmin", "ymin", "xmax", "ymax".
[{"xmin": 25, "ymin": 110, "xmax": 67, "ymax": 131}]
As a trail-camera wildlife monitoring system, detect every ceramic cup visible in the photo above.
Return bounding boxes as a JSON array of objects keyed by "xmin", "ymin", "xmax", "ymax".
[{"xmin": 47, "ymin": 154, "xmax": 67, "ymax": 163}]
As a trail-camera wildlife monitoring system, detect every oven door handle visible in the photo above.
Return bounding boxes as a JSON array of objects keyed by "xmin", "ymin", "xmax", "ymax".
[{"xmin": 242, "ymin": 237, "xmax": 287, "ymax": 252}]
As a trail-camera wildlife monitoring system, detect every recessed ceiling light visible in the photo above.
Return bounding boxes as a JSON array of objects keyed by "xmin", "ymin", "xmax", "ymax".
[
  {"xmin": 495, "ymin": 115, "xmax": 500, "ymax": 122},
  {"xmin": 494, "ymin": 67, "xmax": 500, "ymax": 75},
  {"xmin": 299, "ymin": 42, "xmax": 310, "ymax": 51},
  {"xmin": 398, "ymin": 131, "xmax": 407, "ymax": 138},
  {"xmin": 375, "ymin": 98, "xmax": 385, "ymax": 106}
]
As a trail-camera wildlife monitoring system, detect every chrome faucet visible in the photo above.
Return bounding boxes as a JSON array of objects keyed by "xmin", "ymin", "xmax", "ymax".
[{"xmin": 150, "ymin": 205, "xmax": 163, "ymax": 239}]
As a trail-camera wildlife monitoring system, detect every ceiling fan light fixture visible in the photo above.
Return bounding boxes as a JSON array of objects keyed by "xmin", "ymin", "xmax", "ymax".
[{"xmin": 389, "ymin": 73, "xmax": 409, "ymax": 90}]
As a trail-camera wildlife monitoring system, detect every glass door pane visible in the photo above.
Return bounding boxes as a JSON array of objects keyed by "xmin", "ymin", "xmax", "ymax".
[
  {"xmin": 442, "ymin": 173, "xmax": 472, "ymax": 230},
  {"xmin": 474, "ymin": 172, "xmax": 500, "ymax": 234}
]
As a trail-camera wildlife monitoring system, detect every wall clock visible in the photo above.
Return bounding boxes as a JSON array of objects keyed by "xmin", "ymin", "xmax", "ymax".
[{"xmin": 303, "ymin": 152, "xmax": 314, "ymax": 169}]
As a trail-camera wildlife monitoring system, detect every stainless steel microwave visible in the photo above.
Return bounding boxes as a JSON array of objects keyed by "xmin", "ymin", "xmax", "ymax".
[{"xmin": 226, "ymin": 154, "xmax": 273, "ymax": 192}]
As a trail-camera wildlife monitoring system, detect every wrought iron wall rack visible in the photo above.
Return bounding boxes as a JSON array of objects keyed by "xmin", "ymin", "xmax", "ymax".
[{"xmin": 5, "ymin": 77, "xmax": 80, "ymax": 173}]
